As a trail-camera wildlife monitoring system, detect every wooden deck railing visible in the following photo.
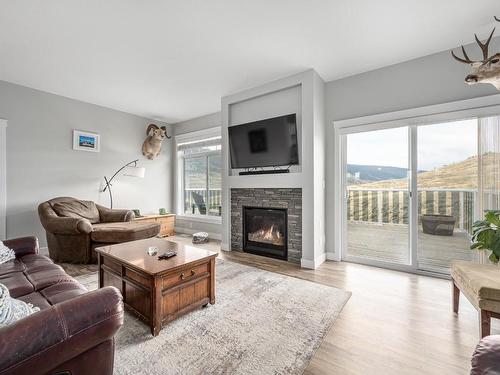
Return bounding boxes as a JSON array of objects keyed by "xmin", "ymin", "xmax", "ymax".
[{"xmin": 347, "ymin": 188, "xmax": 476, "ymax": 233}]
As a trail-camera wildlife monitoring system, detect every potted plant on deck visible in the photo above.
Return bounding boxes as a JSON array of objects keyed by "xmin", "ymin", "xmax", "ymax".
[{"xmin": 470, "ymin": 210, "xmax": 500, "ymax": 263}]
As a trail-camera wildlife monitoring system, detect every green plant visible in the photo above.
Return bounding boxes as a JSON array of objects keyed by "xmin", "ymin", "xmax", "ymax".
[{"xmin": 471, "ymin": 210, "xmax": 500, "ymax": 263}]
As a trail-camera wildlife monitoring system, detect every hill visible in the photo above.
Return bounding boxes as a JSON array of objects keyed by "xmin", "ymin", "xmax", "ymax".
[
  {"xmin": 351, "ymin": 156, "xmax": 479, "ymax": 190},
  {"xmin": 347, "ymin": 164, "xmax": 408, "ymax": 183}
]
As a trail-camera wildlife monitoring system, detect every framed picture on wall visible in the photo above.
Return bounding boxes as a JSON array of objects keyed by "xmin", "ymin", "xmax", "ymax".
[{"xmin": 73, "ymin": 130, "xmax": 100, "ymax": 152}]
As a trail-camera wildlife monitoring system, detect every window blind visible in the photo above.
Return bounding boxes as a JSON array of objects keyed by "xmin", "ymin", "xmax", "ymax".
[{"xmin": 479, "ymin": 116, "xmax": 500, "ymax": 211}]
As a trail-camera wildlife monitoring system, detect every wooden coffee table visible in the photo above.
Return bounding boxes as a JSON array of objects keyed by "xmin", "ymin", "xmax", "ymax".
[{"xmin": 95, "ymin": 238, "xmax": 218, "ymax": 336}]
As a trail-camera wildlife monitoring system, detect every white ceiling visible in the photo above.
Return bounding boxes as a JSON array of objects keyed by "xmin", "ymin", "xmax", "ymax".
[{"xmin": 0, "ymin": 0, "xmax": 499, "ymax": 123}]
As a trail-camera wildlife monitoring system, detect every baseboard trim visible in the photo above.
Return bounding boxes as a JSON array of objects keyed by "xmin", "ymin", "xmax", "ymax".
[
  {"xmin": 326, "ymin": 252, "xmax": 338, "ymax": 261},
  {"xmin": 221, "ymin": 242, "xmax": 229, "ymax": 251},
  {"xmin": 301, "ymin": 253, "xmax": 326, "ymax": 269},
  {"xmin": 174, "ymin": 227, "xmax": 222, "ymax": 241}
]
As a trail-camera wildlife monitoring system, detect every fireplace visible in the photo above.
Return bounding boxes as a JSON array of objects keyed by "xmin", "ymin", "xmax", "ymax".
[{"xmin": 243, "ymin": 206, "xmax": 287, "ymax": 260}]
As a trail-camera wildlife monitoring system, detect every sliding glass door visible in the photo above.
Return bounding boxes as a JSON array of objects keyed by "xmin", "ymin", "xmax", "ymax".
[
  {"xmin": 341, "ymin": 118, "xmax": 480, "ymax": 275},
  {"xmin": 416, "ymin": 119, "xmax": 478, "ymax": 273},
  {"xmin": 344, "ymin": 127, "xmax": 411, "ymax": 266}
]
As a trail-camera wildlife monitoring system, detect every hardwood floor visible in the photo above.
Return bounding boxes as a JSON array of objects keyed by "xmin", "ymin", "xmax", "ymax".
[
  {"xmin": 217, "ymin": 249, "xmax": 497, "ymax": 375},
  {"xmin": 60, "ymin": 236, "xmax": 497, "ymax": 374}
]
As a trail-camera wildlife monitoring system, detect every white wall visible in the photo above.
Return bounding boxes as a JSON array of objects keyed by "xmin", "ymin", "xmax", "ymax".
[
  {"xmin": 324, "ymin": 38, "xmax": 500, "ymax": 258},
  {"xmin": 0, "ymin": 120, "xmax": 6, "ymax": 240},
  {"xmin": 312, "ymin": 73, "xmax": 326, "ymax": 261},
  {"xmin": 172, "ymin": 112, "xmax": 222, "ymax": 238},
  {"xmin": 173, "ymin": 112, "xmax": 221, "ymax": 136},
  {"xmin": 221, "ymin": 69, "xmax": 326, "ymax": 269},
  {"xmin": 0, "ymin": 80, "xmax": 172, "ymax": 246}
]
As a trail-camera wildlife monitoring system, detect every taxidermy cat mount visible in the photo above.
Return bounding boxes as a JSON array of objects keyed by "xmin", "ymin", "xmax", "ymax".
[
  {"xmin": 142, "ymin": 124, "xmax": 171, "ymax": 160},
  {"xmin": 451, "ymin": 16, "xmax": 500, "ymax": 90}
]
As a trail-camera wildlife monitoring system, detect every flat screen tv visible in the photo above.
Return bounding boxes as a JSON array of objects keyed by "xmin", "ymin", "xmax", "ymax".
[{"xmin": 228, "ymin": 114, "xmax": 299, "ymax": 169}]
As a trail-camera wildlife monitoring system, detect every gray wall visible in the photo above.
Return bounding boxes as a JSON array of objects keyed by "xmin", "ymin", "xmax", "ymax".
[
  {"xmin": 326, "ymin": 43, "xmax": 499, "ymax": 122},
  {"xmin": 324, "ymin": 40, "xmax": 500, "ymax": 255},
  {"xmin": 172, "ymin": 112, "xmax": 222, "ymax": 237},
  {"xmin": 0, "ymin": 80, "xmax": 172, "ymax": 246},
  {"xmin": 173, "ymin": 112, "xmax": 221, "ymax": 136}
]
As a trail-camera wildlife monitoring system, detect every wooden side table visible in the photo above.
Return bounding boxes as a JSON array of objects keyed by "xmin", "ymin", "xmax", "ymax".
[{"xmin": 134, "ymin": 214, "xmax": 175, "ymax": 237}]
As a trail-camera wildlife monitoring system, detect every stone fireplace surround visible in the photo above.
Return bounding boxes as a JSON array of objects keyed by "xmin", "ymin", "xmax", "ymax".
[{"xmin": 230, "ymin": 188, "xmax": 302, "ymax": 263}]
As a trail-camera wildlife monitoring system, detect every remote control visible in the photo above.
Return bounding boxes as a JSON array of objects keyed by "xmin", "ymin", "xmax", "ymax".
[{"xmin": 158, "ymin": 251, "xmax": 177, "ymax": 260}]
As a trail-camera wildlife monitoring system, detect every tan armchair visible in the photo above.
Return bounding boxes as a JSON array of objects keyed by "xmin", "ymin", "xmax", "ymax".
[{"xmin": 38, "ymin": 197, "xmax": 160, "ymax": 264}]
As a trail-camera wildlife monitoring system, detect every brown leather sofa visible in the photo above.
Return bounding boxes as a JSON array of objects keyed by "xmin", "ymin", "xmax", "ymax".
[
  {"xmin": 471, "ymin": 335, "xmax": 500, "ymax": 374},
  {"xmin": 0, "ymin": 236, "xmax": 124, "ymax": 375},
  {"xmin": 38, "ymin": 197, "xmax": 161, "ymax": 263}
]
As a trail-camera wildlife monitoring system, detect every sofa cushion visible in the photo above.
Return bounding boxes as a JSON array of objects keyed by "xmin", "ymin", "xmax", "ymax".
[
  {"xmin": 26, "ymin": 265, "xmax": 76, "ymax": 291},
  {"xmin": 451, "ymin": 260, "xmax": 500, "ymax": 302},
  {"xmin": 91, "ymin": 221, "xmax": 160, "ymax": 243},
  {"xmin": 52, "ymin": 200, "xmax": 100, "ymax": 224},
  {"xmin": 18, "ymin": 292, "xmax": 52, "ymax": 310},
  {"xmin": 0, "ymin": 259, "xmax": 26, "ymax": 276},
  {"xmin": 0, "ymin": 273, "xmax": 34, "ymax": 298},
  {"xmin": 40, "ymin": 282, "xmax": 87, "ymax": 305},
  {"xmin": 20, "ymin": 254, "xmax": 54, "ymax": 272},
  {"xmin": 0, "ymin": 283, "xmax": 40, "ymax": 327},
  {"xmin": 0, "ymin": 252, "xmax": 88, "ymax": 311}
]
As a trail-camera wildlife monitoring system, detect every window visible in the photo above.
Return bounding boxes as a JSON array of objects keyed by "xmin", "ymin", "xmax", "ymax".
[{"xmin": 176, "ymin": 128, "xmax": 222, "ymax": 218}]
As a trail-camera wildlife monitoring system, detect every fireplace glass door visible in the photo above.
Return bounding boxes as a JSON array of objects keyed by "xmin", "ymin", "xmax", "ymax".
[{"xmin": 243, "ymin": 207, "xmax": 287, "ymax": 260}]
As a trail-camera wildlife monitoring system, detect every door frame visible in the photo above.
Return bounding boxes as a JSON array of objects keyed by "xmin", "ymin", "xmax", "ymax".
[
  {"xmin": 0, "ymin": 119, "xmax": 6, "ymax": 240},
  {"xmin": 338, "ymin": 123, "xmax": 418, "ymax": 274},
  {"xmin": 332, "ymin": 94, "xmax": 500, "ymax": 276}
]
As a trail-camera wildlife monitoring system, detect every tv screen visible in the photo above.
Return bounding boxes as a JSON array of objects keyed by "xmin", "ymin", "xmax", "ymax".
[{"xmin": 228, "ymin": 114, "xmax": 299, "ymax": 169}]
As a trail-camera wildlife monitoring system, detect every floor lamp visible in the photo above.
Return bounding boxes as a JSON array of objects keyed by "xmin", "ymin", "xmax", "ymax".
[{"xmin": 102, "ymin": 159, "xmax": 145, "ymax": 208}]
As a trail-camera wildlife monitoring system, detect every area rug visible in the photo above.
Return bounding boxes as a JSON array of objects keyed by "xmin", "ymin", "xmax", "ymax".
[{"xmin": 76, "ymin": 259, "xmax": 351, "ymax": 375}]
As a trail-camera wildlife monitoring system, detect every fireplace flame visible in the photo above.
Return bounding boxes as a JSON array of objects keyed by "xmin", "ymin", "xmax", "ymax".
[{"xmin": 249, "ymin": 224, "xmax": 284, "ymax": 246}]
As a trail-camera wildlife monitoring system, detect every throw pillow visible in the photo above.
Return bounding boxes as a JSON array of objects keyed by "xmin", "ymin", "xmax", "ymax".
[
  {"xmin": 52, "ymin": 200, "xmax": 100, "ymax": 224},
  {"xmin": 0, "ymin": 283, "xmax": 39, "ymax": 327},
  {"xmin": 0, "ymin": 241, "xmax": 15, "ymax": 264}
]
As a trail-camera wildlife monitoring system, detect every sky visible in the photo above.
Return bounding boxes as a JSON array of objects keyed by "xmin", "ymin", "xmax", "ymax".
[{"xmin": 346, "ymin": 119, "xmax": 477, "ymax": 171}]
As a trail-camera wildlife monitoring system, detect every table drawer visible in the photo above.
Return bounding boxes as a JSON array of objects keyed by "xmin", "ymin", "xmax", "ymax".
[
  {"xmin": 102, "ymin": 257, "xmax": 121, "ymax": 273},
  {"xmin": 162, "ymin": 262, "xmax": 209, "ymax": 289},
  {"xmin": 125, "ymin": 267, "xmax": 150, "ymax": 288}
]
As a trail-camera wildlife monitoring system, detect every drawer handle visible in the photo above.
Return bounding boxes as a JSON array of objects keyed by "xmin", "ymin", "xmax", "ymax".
[{"xmin": 180, "ymin": 270, "xmax": 196, "ymax": 280}]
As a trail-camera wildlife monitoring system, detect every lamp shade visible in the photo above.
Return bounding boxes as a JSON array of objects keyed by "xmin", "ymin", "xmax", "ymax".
[{"xmin": 123, "ymin": 166, "xmax": 145, "ymax": 178}]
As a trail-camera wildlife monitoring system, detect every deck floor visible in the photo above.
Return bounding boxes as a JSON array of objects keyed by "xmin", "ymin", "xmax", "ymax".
[{"xmin": 347, "ymin": 222, "xmax": 477, "ymax": 273}]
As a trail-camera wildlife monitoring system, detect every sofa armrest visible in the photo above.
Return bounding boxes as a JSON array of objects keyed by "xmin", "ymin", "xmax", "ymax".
[
  {"xmin": 97, "ymin": 204, "xmax": 135, "ymax": 223},
  {"xmin": 40, "ymin": 216, "xmax": 93, "ymax": 235},
  {"xmin": 471, "ymin": 335, "xmax": 500, "ymax": 375},
  {"xmin": 2, "ymin": 236, "xmax": 39, "ymax": 257},
  {"xmin": 0, "ymin": 286, "xmax": 124, "ymax": 375}
]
